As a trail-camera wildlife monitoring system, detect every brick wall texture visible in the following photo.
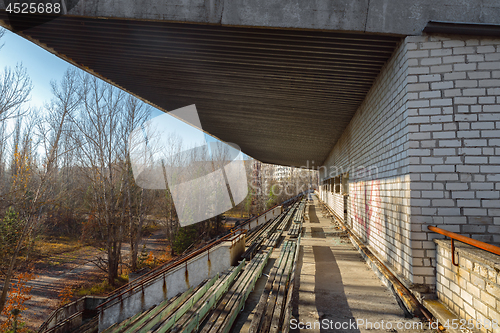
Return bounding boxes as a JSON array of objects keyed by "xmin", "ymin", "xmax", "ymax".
[
  {"xmin": 319, "ymin": 34, "xmax": 500, "ymax": 287},
  {"xmin": 320, "ymin": 39, "xmax": 413, "ymax": 283},
  {"xmin": 407, "ymin": 35, "xmax": 500, "ymax": 287},
  {"xmin": 435, "ymin": 240, "xmax": 500, "ymax": 333}
]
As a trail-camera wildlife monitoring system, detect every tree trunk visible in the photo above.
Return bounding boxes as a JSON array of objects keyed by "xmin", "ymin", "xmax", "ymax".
[
  {"xmin": 108, "ymin": 240, "xmax": 119, "ymax": 286},
  {"xmin": 130, "ymin": 189, "xmax": 144, "ymax": 272}
]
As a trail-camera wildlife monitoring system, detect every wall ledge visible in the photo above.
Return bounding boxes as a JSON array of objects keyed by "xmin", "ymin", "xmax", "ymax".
[{"xmin": 434, "ymin": 239, "xmax": 500, "ymax": 271}]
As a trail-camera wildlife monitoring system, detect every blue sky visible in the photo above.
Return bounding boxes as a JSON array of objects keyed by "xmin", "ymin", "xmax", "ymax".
[
  {"xmin": 0, "ymin": 28, "xmax": 248, "ymax": 159},
  {"xmin": 0, "ymin": 28, "xmax": 71, "ymax": 108}
]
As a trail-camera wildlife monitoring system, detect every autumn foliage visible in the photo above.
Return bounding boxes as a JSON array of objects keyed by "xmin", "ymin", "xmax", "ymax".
[
  {"xmin": 57, "ymin": 283, "xmax": 74, "ymax": 307},
  {"xmin": 0, "ymin": 271, "xmax": 36, "ymax": 332}
]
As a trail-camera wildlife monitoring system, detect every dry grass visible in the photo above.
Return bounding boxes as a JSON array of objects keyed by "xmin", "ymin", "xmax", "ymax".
[
  {"xmin": 75, "ymin": 274, "xmax": 129, "ymax": 297},
  {"xmin": 34, "ymin": 236, "xmax": 84, "ymax": 258},
  {"xmin": 223, "ymin": 211, "xmax": 250, "ymax": 218}
]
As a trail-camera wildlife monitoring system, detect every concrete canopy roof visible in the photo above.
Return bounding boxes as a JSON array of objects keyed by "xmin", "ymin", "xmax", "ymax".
[{"xmin": 0, "ymin": 14, "xmax": 401, "ymax": 167}]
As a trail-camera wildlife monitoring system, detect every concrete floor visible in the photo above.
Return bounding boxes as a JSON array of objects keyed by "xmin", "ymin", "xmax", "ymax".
[{"xmin": 290, "ymin": 197, "xmax": 434, "ymax": 333}]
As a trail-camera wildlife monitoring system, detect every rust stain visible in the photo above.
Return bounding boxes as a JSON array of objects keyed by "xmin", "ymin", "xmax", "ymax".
[
  {"xmin": 207, "ymin": 257, "xmax": 212, "ymax": 276},
  {"xmin": 185, "ymin": 268, "xmax": 190, "ymax": 288},
  {"xmin": 119, "ymin": 299, "xmax": 124, "ymax": 317},
  {"xmin": 163, "ymin": 275, "xmax": 167, "ymax": 299},
  {"xmin": 141, "ymin": 288, "xmax": 145, "ymax": 310}
]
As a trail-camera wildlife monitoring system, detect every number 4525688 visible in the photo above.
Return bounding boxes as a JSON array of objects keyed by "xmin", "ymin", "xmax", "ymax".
[{"xmin": 6, "ymin": 2, "xmax": 61, "ymax": 14}]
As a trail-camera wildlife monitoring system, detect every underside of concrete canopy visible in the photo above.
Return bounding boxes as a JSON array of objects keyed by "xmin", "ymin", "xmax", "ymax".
[
  {"xmin": 0, "ymin": 14, "xmax": 400, "ymax": 167},
  {"xmin": 1, "ymin": 0, "xmax": 499, "ymax": 167}
]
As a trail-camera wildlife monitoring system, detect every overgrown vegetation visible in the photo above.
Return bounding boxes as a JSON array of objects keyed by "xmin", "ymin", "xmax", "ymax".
[
  {"xmin": 74, "ymin": 275, "xmax": 129, "ymax": 298},
  {"xmin": 172, "ymin": 225, "xmax": 198, "ymax": 254}
]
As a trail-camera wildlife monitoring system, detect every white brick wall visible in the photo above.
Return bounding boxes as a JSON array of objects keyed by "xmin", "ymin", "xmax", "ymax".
[
  {"xmin": 320, "ymin": 40, "xmax": 414, "ymax": 282},
  {"xmin": 322, "ymin": 35, "xmax": 500, "ymax": 290},
  {"xmin": 407, "ymin": 35, "xmax": 500, "ymax": 286},
  {"xmin": 320, "ymin": 34, "xmax": 500, "ymax": 289},
  {"xmin": 435, "ymin": 240, "xmax": 500, "ymax": 333}
]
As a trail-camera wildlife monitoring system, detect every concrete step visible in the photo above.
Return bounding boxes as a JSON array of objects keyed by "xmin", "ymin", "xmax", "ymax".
[{"xmin": 422, "ymin": 299, "xmax": 467, "ymax": 333}]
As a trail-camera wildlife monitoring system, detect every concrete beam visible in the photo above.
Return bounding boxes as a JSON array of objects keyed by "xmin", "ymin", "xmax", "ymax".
[{"xmin": 2, "ymin": 0, "xmax": 499, "ymax": 36}]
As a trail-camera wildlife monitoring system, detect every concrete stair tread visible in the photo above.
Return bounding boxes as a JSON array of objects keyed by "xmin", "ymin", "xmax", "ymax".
[{"xmin": 423, "ymin": 299, "xmax": 465, "ymax": 333}]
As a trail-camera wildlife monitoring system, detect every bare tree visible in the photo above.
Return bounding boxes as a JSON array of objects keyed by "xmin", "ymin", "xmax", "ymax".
[
  {"xmin": 36, "ymin": 69, "xmax": 82, "ymax": 207},
  {"xmin": 0, "ymin": 117, "xmax": 7, "ymax": 190},
  {"xmin": 0, "ymin": 110, "xmax": 37, "ymax": 314},
  {"xmin": 120, "ymin": 95, "xmax": 150, "ymax": 271},
  {"xmin": 69, "ymin": 73, "xmax": 133, "ymax": 285},
  {"xmin": 0, "ymin": 67, "xmax": 76, "ymax": 314},
  {"xmin": 0, "ymin": 29, "xmax": 32, "ymax": 199},
  {"xmin": 0, "ymin": 64, "xmax": 32, "ymax": 122}
]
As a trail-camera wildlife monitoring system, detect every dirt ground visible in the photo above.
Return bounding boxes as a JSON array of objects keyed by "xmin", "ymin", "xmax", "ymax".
[{"xmin": 0, "ymin": 230, "xmax": 168, "ymax": 331}]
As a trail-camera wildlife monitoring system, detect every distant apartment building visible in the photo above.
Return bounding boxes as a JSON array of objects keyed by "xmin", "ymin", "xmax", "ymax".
[{"xmin": 273, "ymin": 165, "xmax": 292, "ymax": 181}]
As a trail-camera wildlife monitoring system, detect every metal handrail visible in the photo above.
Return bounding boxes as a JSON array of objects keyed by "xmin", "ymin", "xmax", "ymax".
[
  {"xmin": 237, "ymin": 191, "xmax": 307, "ymax": 229},
  {"xmin": 428, "ymin": 225, "xmax": 500, "ymax": 266},
  {"xmin": 39, "ymin": 295, "xmax": 105, "ymax": 333},
  {"xmin": 238, "ymin": 204, "xmax": 280, "ymax": 229},
  {"xmin": 428, "ymin": 226, "xmax": 500, "ymax": 256},
  {"xmin": 96, "ymin": 229, "xmax": 245, "ymax": 310},
  {"xmin": 97, "ymin": 193, "xmax": 307, "ymax": 311},
  {"xmin": 96, "ymin": 195, "xmax": 297, "ymax": 311}
]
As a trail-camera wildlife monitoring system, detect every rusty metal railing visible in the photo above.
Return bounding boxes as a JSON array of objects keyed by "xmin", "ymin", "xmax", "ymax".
[
  {"xmin": 95, "ymin": 193, "xmax": 303, "ymax": 312},
  {"xmin": 237, "ymin": 204, "xmax": 280, "ymax": 229},
  {"xmin": 237, "ymin": 191, "xmax": 307, "ymax": 230},
  {"xmin": 95, "ymin": 195, "xmax": 304, "ymax": 312},
  {"xmin": 428, "ymin": 225, "xmax": 500, "ymax": 266},
  {"xmin": 95, "ymin": 229, "xmax": 246, "ymax": 311}
]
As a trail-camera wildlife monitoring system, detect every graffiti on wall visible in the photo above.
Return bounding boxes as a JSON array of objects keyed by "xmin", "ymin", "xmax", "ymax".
[{"xmin": 352, "ymin": 180, "xmax": 381, "ymax": 239}]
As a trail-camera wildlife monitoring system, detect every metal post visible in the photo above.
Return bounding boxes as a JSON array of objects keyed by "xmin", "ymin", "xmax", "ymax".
[{"xmin": 451, "ymin": 239, "xmax": 459, "ymax": 267}]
